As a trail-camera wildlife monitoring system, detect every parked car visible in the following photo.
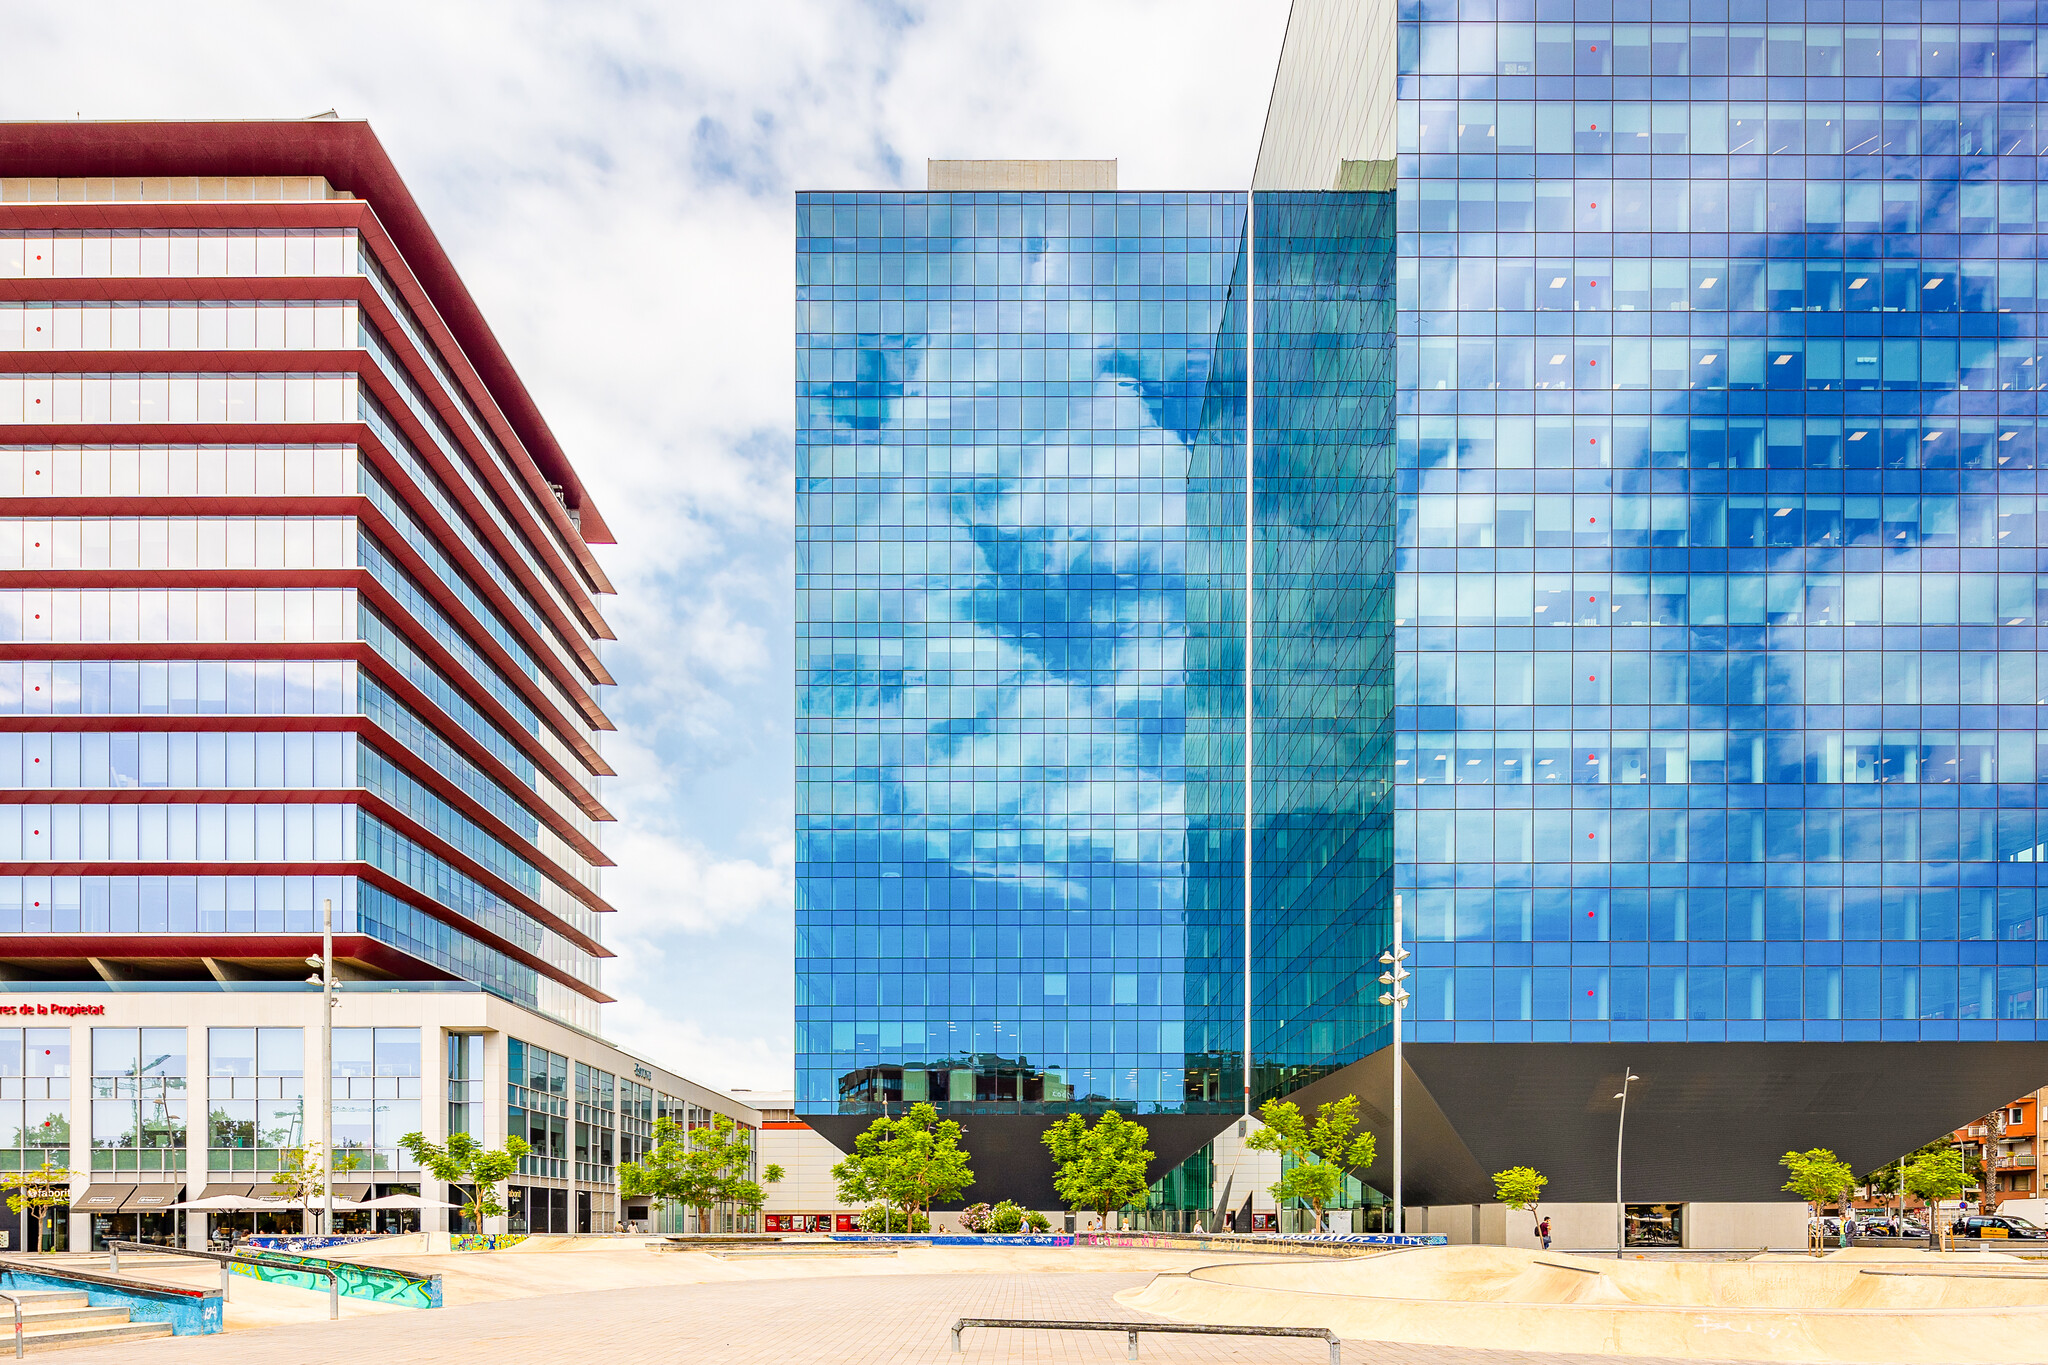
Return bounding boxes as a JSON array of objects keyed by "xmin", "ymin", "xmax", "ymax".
[
  {"xmin": 1852, "ymin": 1213, "xmax": 1926, "ymax": 1238},
  {"xmin": 1952, "ymin": 1214, "xmax": 2048, "ymax": 1240}
]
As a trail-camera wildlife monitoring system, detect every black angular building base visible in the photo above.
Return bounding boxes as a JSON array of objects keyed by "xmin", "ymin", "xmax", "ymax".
[
  {"xmin": 802, "ymin": 1111, "xmax": 1238, "ymax": 1211},
  {"xmin": 1279, "ymin": 1041, "xmax": 2048, "ymax": 1206}
]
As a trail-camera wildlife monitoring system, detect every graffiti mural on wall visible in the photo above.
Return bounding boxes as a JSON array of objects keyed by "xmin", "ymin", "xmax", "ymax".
[{"xmin": 228, "ymin": 1250, "xmax": 442, "ymax": 1309}]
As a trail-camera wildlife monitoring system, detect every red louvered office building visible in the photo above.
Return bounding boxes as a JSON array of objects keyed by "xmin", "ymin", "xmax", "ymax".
[{"xmin": 0, "ymin": 121, "xmax": 740, "ymax": 1252}]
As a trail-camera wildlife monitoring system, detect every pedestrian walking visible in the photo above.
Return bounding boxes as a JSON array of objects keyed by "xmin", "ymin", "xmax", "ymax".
[{"xmin": 1539, "ymin": 1217, "xmax": 1552, "ymax": 1250}]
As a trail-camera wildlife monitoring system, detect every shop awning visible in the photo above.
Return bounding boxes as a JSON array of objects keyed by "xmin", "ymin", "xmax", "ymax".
[
  {"xmin": 123, "ymin": 1185, "xmax": 184, "ymax": 1211},
  {"xmin": 331, "ymin": 1183, "xmax": 371, "ymax": 1202},
  {"xmin": 73, "ymin": 1185, "xmax": 133, "ymax": 1211},
  {"xmin": 198, "ymin": 1183, "xmax": 253, "ymax": 1200}
]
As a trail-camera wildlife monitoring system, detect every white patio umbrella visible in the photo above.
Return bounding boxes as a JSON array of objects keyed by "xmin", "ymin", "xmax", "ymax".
[
  {"xmin": 168, "ymin": 1194, "xmax": 293, "ymax": 1211},
  {"xmin": 357, "ymin": 1193, "xmax": 458, "ymax": 1210}
]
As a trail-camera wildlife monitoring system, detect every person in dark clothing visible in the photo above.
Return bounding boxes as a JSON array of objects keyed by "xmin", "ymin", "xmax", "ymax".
[{"xmin": 1538, "ymin": 1217, "xmax": 1552, "ymax": 1250}]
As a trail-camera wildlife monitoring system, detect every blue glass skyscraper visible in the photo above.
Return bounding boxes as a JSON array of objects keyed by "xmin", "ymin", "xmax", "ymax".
[
  {"xmin": 799, "ymin": 0, "xmax": 2048, "ymax": 1224},
  {"xmin": 794, "ymin": 184, "xmax": 1262, "ymax": 1181}
]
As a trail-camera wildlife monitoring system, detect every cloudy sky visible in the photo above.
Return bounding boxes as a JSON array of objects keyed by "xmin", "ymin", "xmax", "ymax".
[{"xmin": 4, "ymin": 0, "xmax": 1291, "ymax": 1092}]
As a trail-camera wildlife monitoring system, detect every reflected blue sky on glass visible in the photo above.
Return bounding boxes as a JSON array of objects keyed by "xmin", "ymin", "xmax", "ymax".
[
  {"xmin": 1394, "ymin": 1, "xmax": 2048, "ymax": 1044},
  {"xmin": 795, "ymin": 193, "xmax": 1248, "ymax": 1112}
]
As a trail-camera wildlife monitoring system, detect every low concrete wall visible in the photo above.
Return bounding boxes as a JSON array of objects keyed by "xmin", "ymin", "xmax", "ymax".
[
  {"xmin": 1684, "ymin": 1202, "xmax": 1811, "ymax": 1251},
  {"xmin": 231, "ymin": 1247, "xmax": 442, "ymax": 1308},
  {"xmin": 1084, "ymin": 1231, "xmax": 1440, "ymax": 1256},
  {"xmin": 1419, "ymin": 1201, "xmax": 1808, "ymax": 1251},
  {"xmin": 828, "ymin": 1233, "xmax": 1074, "ymax": 1247},
  {"xmin": 0, "ymin": 1262, "xmax": 222, "ymax": 1335},
  {"xmin": 1119, "ymin": 1246, "xmax": 2048, "ymax": 1364}
]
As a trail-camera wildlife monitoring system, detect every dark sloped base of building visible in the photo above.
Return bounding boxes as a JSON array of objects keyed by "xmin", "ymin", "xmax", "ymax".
[
  {"xmin": 1280, "ymin": 1041, "xmax": 2048, "ymax": 1206},
  {"xmin": 803, "ymin": 1111, "xmax": 1238, "ymax": 1211}
]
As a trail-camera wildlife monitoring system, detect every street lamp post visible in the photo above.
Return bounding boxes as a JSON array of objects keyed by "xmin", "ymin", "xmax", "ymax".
[
  {"xmin": 304, "ymin": 899, "xmax": 337, "ymax": 1237},
  {"xmin": 1377, "ymin": 894, "xmax": 1410, "ymax": 1236},
  {"xmin": 1613, "ymin": 1067, "xmax": 1641, "ymax": 1259}
]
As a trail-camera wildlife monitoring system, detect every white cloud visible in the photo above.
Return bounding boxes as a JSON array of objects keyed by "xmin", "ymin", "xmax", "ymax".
[{"xmin": 4, "ymin": 0, "xmax": 1290, "ymax": 1095}]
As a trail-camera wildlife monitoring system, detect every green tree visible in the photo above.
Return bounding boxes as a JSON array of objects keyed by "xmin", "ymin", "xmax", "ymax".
[
  {"xmin": 1043, "ymin": 1111, "xmax": 1154, "ymax": 1230},
  {"xmin": 1245, "ymin": 1096, "xmax": 1377, "ymax": 1232},
  {"xmin": 1858, "ymin": 1136, "xmax": 1954, "ymax": 1221},
  {"xmin": 1780, "ymin": 1148, "xmax": 1856, "ymax": 1255},
  {"xmin": 619, "ymin": 1114, "xmax": 781, "ymax": 1233},
  {"xmin": 270, "ymin": 1143, "xmax": 361, "ymax": 1233},
  {"xmin": 830, "ymin": 1102, "xmax": 973, "ymax": 1228},
  {"xmin": 1904, "ymin": 1145, "xmax": 1970, "ymax": 1250},
  {"xmin": 858, "ymin": 1204, "xmax": 929, "ymax": 1232},
  {"xmin": 1493, "ymin": 1166, "xmax": 1548, "ymax": 1238},
  {"xmin": 397, "ymin": 1130, "xmax": 532, "ymax": 1231},
  {"xmin": 1, "ymin": 1160, "xmax": 75, "ymax": 1252}
]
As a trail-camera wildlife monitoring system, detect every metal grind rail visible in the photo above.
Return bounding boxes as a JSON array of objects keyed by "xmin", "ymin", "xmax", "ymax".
[
  {"xmin": 107, "ymin": 1240, "xmax": 341, "ymax": 1320},
  {"xmin": 0, "ymin": 1290, "xmax": 21, "ymax": 1359},
  {"xmin": 950, "ymin": 1318, "xmax": 1342, "ymax": 1363}
]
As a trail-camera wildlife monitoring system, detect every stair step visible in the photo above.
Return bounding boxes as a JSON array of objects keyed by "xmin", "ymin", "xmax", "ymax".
[
  {"xmin": 15, "ymin": 1307, "xmax": 143, "ymax": 1329},
  {"xmin": 0, "ymin": 1294, "xmax": 88, "ymax": 1311},
  {"xmin": 11, "ymin": 1320, "xmax": 173, "ymax": 1354}
]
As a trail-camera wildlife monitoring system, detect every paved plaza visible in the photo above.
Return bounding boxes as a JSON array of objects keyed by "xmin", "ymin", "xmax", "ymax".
[{"xmin": 46, "ymin": 1265, "xmax": 1735, "ymax": 1365}]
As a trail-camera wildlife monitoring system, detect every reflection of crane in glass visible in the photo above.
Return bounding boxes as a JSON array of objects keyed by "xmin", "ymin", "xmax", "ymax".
[{"xmin": 130, "ymin": 1053, "xmax": 181, "ymax": 1150}]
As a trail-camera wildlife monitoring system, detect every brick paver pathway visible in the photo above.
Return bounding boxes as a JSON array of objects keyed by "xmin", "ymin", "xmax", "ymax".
[{"xmin": 49, "ymin": 1269, "xmax": 1743, "ymax": 1365}]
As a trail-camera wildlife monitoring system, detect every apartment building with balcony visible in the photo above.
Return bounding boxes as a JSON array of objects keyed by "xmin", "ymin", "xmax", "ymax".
[{"xmin": 1953, "ymin": 1089, "xmax": 2041, "ymax": 1209}]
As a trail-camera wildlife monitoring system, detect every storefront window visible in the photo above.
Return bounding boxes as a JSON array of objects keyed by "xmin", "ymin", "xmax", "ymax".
[
  {"xmin": 0, "ymin": 1028, "xmax": 72, "ymax": 1165},
  {"xmin": 446, "ymin": 1033, "xmax": 482, "ymax": 1136},
  {"xmin": 505, "ymin": 1039, "xmax": 567, "ymax": 1180},
  {"xmin": 1625, "ymin": 1202, "xmax": 1685, "ymax": 1248},
  {"xmin": 330, "ymin": 1027, "xmax": 419, "ymax": 1173},
  {"xmin": 90, "ymin": 1028, "xmax": 185, "ymax": 1173},
  {"xmin": 207, "ymin": 1027, "xmax": 303, "ymax": 1175},
  {"xmin": 0, "ymin": 1030, "xmax": 71, "ymax": 1250}
]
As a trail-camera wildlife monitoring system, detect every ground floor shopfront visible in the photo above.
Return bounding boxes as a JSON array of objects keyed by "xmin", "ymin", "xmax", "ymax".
[{"xmin": 0, "ymin": 979, "xmax": 761, "ymax": 1251}]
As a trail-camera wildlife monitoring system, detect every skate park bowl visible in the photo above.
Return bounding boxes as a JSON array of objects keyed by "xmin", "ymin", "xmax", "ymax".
[{"xmin": 1116, "ymin": 1244, "xmax": 2048, "ymax": 1363}]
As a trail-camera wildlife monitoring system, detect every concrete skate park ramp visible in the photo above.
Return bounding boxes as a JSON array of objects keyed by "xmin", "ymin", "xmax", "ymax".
[{"xmin": 1117, "ymin": 1245, "xmax": 2048, "ymax": 1363}]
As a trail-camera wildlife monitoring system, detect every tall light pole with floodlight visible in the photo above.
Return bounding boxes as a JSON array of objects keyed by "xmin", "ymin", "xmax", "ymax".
[
  {"xmin": 304, "ymin": 898, "xmax": 338, "ymax": 1235},
  {"xmin": 1613, "ymin": 1067, "xmax": 1641, "ymax": 1258},
  {"xmin": 1377, "ymin": 893, "xmax": 1410, "ymax": 1235}
]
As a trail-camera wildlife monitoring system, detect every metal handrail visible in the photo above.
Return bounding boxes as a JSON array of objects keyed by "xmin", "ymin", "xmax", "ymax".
[
  {"xmin": 951, "ymin": 1318, "xmax": 1341, "ymax": 1364},
  {"xmin": 107, "ymin": 1240, "xmax": 340, "ymax": 1320},
  {"xmin": 0, "ymin": 1290, "xmax": 20, "ymax": 1359}
]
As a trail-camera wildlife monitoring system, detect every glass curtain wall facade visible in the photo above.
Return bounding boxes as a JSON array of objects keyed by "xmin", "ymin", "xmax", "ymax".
[
  {"xmin": 794, "ymin": 186, "xmax": 1400, "ymax": 1139},
  {"xmin": 1253, "ymin": 192, "xmax": 1400, "ymax": 1097},
  {"xmin": 795, "ymin": 192, "xmax": 1251, "ymax": 1116},
  {"xmin": 0, "ymin": 180, "xmax": 617, "ymax": 1034},
  {"xmin": 1394, "ymin": 0, "xmax": 2048, "ymax": 1047}
]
